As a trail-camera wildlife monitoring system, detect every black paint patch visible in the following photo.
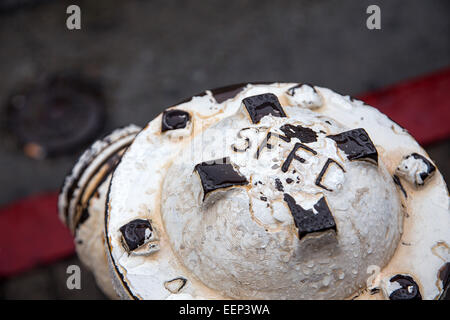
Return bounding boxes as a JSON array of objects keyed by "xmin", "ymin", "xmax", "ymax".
[
  {"xmin": 74, "ymin": 148, "xmax": 126, "ymax": 231},
  {"xmin": 210, "ymin": 82, "xmax": 275, "ymax": 103},
  {"xmin": 286, "ymin": 178, "xmax": 294, "ymax": 184},
  {"xmin": 279, "ymin": 124, "xmax": 317, "ymax": 143},
  {"xmin": 176, "ymin": 82, "xmax": 275, "ymax": 105},
  {"xmin": 255, "ymin": 134, "xmax": 272, "ymax": 159},
  {"xmin": 439, "ymin": 263, "xmax": 450, "ymax": 287},
  {"xmin": 255, "ymin": 132, "xmax": 290, "ymax": 159},
  {"xmin": 410, "ymin": 153, "xmax": 436, "ymax": 185},
  {"xmin": 164, "ymin": 277, "xmax": 187, "ymax": 293},
  {"xmin": 281, "ymin": 142, "xmax": 317, "ymax": 173},
  {"xmin": 389, "ymin": 274, "xmax": 422, "ymax": 300},
  {"xmin": 439, "ymin": 263, "xmax": 450, "ymax": 300},
  {"xmin": 286, "ymin": 83, "xmax": 317, "ymax": 96},
  {"xmin": 275, "ymin": 178, "xmax": 284, "ymax": 192},
  {"xmin": 315, "ymin": 158, "xmax": 345, "ymax": 192},
  {"xmin": 210, "ymin": 84, "xmax": 247, "ymax": 103},
  {"xmin": 242, "ymin": 93, "xmax": 286, "ymax": 124},
  {"xmin": 255, "ymin": 125, "xmax": 317, "ymax": 159},
  {"xmin": 370, "ymin": 288, "xmax": 380, "ymax": 295},
  {"xmin": 120, "ymin": 219, "xmax": 153, "ymax": 252},
  {"xmin": 283, "ymin": 194, "xmax": 336, "ymax": 239},
  {"xmin": 211, "ymin": 84, "xmax": 246, "ymax": 103},
  {"xmin": 78, "ymin": 207, "xmax": 90, "ymax": 226},
  {"xmin": 195, "ymin": 157, "xmax": 248, "ymax": 197},
  {"xmin": 161, "ymin": 109, "xmax": 190, "ymax": 132},
  {"xmin": 232, "ymin": 142, "xmax": 250, "ymax": 152},
  {"xmin": 327, "ymin": 128, "xmax": 378, "ymax": 164},
  {"xmin": 61, "ymin": 126, "xmax": 137, "ymax": 223},
  {"xmin": 393, "ymin": 174, "xmax": 407, "ymax": 198},
  {"xmin": 260, "ymin": 196, "xmax": 267, "ymax": 201}
]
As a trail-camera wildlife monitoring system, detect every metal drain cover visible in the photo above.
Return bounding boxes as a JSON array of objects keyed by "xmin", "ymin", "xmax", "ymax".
[{"xmin": 6, "ymin": 74, "xmax": 106, "ymax": 159}]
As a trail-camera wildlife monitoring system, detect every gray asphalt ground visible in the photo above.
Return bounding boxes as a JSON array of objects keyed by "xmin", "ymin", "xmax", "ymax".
[{"xmin": 0, "ymin": 0, "xmax": 448, "ymax": 299}]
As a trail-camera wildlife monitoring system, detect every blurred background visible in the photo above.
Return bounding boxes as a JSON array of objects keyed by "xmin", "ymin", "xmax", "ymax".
[{"xmin": 0, "ymin": 0, "xmax": 449, "ymax": 299}]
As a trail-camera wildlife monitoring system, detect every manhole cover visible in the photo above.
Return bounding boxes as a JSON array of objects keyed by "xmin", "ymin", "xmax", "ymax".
[{"xmin": 6, "ymin": 74, "xmax": 106, "ymax": 159}]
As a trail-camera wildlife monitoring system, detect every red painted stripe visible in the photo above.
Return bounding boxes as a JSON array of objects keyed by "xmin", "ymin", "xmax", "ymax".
[
  {"xmin": 358, "ymin": 67, "xmax": 450, "ymax": 145},
  {"xmin": 1, "ymin": 68, "xmax": 449, "ymax": 278},
  {"xmin": 0, "ymin": 193, "xmax": 74, "ymax": 277}
]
